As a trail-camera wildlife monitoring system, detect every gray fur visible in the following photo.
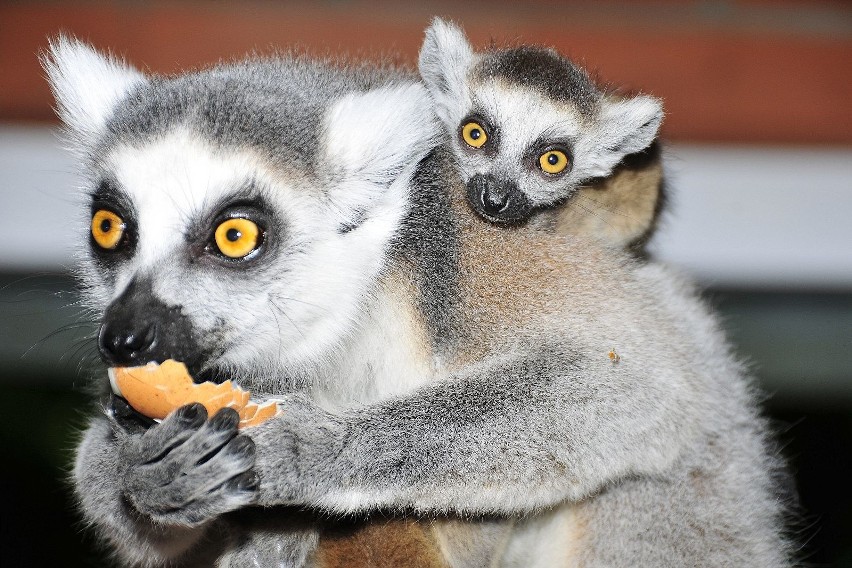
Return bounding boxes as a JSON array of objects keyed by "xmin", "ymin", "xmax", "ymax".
[
  {"xmin": 49, "ymin": 36, "xmax": 792, "ymax": 567},
  {"xmin": 74, "ymin": 399, "xmax": 256, "ymax": 566},
  {"xmin": 98, "ymin": 57, "xmax": 406, "ymax": 174},
  {"xmin": 390, "ymin": 148, "xmax": 463, "ymax": 352}
]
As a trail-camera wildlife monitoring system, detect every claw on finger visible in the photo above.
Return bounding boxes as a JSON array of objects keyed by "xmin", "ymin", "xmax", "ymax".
[
  {"xmin": 210, "ymin": 407, "xmax": 241, "ymax": 430},
  {"xmin": 231, "ymin": 470, "xmax": 260, "ymax": 493},
  {"xmin": 177, "ymin": 402, "xmax": 208, "ymax": 426},
  {"xmin": 226, "ymin": 435, "xmax": 256, "ymax": 459}
]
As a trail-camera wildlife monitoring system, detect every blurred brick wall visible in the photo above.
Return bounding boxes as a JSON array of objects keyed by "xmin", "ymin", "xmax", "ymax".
[{"xmin": 2, "ymin": 0, "xmax": 850, "ymax": 144}]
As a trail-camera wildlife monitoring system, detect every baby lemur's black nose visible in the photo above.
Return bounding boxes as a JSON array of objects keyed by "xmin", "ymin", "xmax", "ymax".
[
  {"xmin": 98, "ymin": 277, "xmax": 200, "ymax": 367},
  {"xmin": 483, "ymin": 186, "xmax": 510, "ymax": 213},
  {"xmin": 466, "ymin": 174, "xmax": 534, "ymax": 224}
]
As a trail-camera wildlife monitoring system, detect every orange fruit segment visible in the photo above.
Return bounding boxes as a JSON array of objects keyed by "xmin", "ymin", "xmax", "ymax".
[
  {"xmin": 239, "ymin": 400, "xmax": 279, "ymax": 428},
  {"xmin": 108, "ymin": 359, "xmax": 279, "ymax": 428}
]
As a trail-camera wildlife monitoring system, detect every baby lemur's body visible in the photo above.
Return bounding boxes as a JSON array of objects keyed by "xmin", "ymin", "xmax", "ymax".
[{"xmin": 48, "ymin": 20, "xmax": 788, "ymax": 568}]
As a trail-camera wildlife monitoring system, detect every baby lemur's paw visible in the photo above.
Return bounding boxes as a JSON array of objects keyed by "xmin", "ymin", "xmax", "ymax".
[{"xmin": 119, "ymin": 403, "xmax": 258, "ymax": 526}]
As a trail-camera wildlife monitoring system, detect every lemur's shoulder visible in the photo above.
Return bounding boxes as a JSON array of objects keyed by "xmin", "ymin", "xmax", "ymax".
[{"xmin": 550, "ymin": 140, "xmax": 665, "ymax": 254}]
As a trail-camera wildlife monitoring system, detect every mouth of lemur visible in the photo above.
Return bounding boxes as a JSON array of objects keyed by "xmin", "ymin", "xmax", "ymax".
[{"xmin": 97, "ymin": 315, "xmax": 230, "ymax": 386}]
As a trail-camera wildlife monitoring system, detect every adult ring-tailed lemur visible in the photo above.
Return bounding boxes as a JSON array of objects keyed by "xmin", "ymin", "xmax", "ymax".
[{"xmin": 47, "ymin": 19, "xmax": 793, "ymax": 568}]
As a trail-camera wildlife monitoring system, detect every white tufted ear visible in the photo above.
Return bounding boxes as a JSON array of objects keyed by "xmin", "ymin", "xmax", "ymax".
[
  {"xmin": 42, "ymin": 36, "xmax": 146, "ymax": 147},
  {"xmin": 322, "ymin": 82, "xmax": 441, "ymax": 218},
  {"xmin": 417, "ymin": 18, "xmax": 475, "ymax": 126},
  {"xmin": 581, "ymin": 95, "xmax": 663, "ymax": 178}
]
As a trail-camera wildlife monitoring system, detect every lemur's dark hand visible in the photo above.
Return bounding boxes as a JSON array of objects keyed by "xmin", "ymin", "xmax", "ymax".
[{"xmin": 110, "ymin": 403, "xmax": 258, "ymax": 526}]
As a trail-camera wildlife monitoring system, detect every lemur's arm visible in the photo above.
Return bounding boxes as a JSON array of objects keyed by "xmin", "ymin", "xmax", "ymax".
[
  {"xmin": 252, "ymin": 344, "xmax": 698, "ymax": 514},
  {"xmin": 73, "ymin": 398, "xmax": 257, "ymax": 566}
]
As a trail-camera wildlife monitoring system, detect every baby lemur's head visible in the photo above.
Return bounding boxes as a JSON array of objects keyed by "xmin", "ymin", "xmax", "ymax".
[
  {"xmin": 44, "ymin": 38, "xmax": 439, "ymax": 388},
  {"xmin": 419, "ymin": 18, "xmax": 663, "ymax": 225}
]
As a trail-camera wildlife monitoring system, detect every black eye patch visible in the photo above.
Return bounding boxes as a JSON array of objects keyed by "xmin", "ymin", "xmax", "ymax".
[
  {"xmin": 523, "ymin": 138, "xmax": 574, "ymax": 175},
  {"xmin": 458, "ymin": 112, "xmax": 499, "ymax": 156},
  {"xmin": 89, "ymin": 179, "xmax": 137, "ymax": 264},
  {"xmin": 188, "ymin": 190, "xmax": 281, "ymax": 270}
]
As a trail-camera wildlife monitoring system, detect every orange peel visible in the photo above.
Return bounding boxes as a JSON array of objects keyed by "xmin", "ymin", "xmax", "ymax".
[{"xmin": 108, "ymin": 359, "xmax": 279, "ymax": 428}]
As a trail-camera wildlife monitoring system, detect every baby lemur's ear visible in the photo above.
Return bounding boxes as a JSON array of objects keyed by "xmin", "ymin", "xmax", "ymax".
[
  {"xmin": 42, "ymin": 36, "xmax": 146, "ymax": 148},
  {"xmin": 581, "ymin": 95, "xmax": 663, "ymax": 178},
  {"xmin": 322, "ymin": 82, "xmax": 440, "ymax": 217},
  {"xmin": 418, "ymin": 18, "xmax": 475, "ymax": 125}
]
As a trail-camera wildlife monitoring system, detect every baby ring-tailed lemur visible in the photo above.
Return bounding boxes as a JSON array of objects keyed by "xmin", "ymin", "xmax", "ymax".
[
  {"xmin": 313, "ymin": 21, "xmax": 668, "ymax": 565},
  {"xmin": 420, "ymin": 19, "xmax": 663, "ymax": 233},
  {"xmin": 317, "ymin": 19, "xmax": 665, "ymax": 568},
  {"xmin": 316, "ymin": 20, "xmax": 667, "ymax": 565},
  {"xmin": 48, "ymin": 30, "xmax": 791, "ymax": 568}
]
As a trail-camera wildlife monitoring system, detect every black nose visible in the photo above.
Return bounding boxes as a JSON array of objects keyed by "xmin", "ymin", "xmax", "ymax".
[
  {"xmin": 466, "ymin": 174, "xmax": 534, "ymax": 224},
  {"xmin": 98, "ymin": 321, "xmax": 158, "ymax": 365},
  {"xmin": 481, "ymin": 182, "xmax": 510, "ymax": 214},
  {"xmin": 97, "ymin": 277, "xmax": 200, "ymax": 367}
]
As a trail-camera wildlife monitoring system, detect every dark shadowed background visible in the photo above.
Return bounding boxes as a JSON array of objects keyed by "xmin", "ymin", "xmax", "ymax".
[{"xmin": 1, "ymin": 1, "xmax": 850, "ymax": 566}]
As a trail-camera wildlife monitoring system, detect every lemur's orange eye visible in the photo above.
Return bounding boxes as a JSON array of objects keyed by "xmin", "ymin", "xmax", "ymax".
[
  {"xmin": 461, "ymin": 121, "xmax": 488, "ymax": 148},
  {"xmin": 214, "ymin": 218, "xmax": 260, "ymax": 259},
  {"xmin": 539, "ymin": 150, "xmax": 569, "ymax": 175},
  {"xmin": 91, "ymin": 209, "xmax": 125, "ymax": 250}
]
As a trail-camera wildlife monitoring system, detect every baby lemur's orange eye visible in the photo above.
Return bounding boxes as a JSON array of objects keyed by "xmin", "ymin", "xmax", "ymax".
[
  {"xmin": 461, "ymin": 121, "xmax": 488, "ymax": 148},
  {"xmin": 91, "ymin": 209, "xmax": 125, "ymax": 250},
  {"xmin": 539, "ymin": 150, "xmax": 569, "ymax": 175},
  {"xmin": 214, "ymin": 218, "xmax": 260, "ymax": 259}
]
